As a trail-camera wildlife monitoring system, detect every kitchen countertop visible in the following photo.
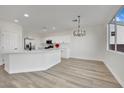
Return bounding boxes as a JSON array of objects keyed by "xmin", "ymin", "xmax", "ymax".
[{"xmin": 2, "ymin": 48, "xmax": 60, "ymax": 54}]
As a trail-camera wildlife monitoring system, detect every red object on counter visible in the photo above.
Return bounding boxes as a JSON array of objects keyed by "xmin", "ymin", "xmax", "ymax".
[{"xmin": 55, "ymin": 43, "xmax": 60, "ymax": 48}]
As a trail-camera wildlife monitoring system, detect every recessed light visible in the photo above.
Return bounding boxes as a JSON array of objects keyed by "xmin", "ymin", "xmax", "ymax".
[
  {"xmin": 52, "ymin": 26, "xmax": 56, "ymax": 30},
  {"xmin": 14, "ymin": 19, "xmax": 19, "ymax": 23},
  {"xmin": 42, "ymin": 27, "xmax": 47, "ymax": 32},
  {"xmin": 24, "ymin": 13, "xmax": 29, "ymax": 18}
]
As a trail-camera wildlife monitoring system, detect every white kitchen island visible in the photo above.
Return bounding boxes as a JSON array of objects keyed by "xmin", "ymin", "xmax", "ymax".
[{"xmin": 3, "ymin": 49, "xmax": 61, "ymax": 74}]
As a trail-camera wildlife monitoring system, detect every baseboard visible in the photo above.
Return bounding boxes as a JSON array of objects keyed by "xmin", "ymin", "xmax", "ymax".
[
  {"xmin": 104, "ymin": 62, "xmax": 124, "ymax": 87},
  {"xmin": 70, "ymin": 56, "xmax": 104, "ymax": 62}
]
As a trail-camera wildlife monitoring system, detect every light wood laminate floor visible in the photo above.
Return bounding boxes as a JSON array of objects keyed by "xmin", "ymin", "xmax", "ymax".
[{"xmin": 0, "ymin": 58, "xmax": 122, "ymax": 88}]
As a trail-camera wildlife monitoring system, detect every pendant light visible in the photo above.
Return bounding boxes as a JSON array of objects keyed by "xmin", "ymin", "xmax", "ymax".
[{"xmin": 72, "ymin": 16, "xmax": 86, "ymax": 37}]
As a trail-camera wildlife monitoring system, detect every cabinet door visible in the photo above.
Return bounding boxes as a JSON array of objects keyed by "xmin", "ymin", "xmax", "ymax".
[
  {"xmin": 1, "ymin": 31, "xmax": 19, "ymax": 51},
  {"xmin": 61, "ymin": 48, "xmax": 70, "ymax": 58},
  {"xmin": 9, "ymin": 32, "xmax": 18, "ymax": 50}
]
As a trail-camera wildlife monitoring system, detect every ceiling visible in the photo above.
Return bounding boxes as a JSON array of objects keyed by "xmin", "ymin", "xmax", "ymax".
[{"xmin": 0, "ymin": 5, "xmax": 121, "ymax": 33}]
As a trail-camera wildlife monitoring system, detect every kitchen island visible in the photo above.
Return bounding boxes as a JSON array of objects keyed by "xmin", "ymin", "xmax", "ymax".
[{"xmin": 3, "ymin": 49, "xmax": 61, "ymax": 74}]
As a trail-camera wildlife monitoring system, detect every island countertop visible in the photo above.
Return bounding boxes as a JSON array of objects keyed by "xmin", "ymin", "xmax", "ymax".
[
  {"xmin": 3, "ymin": 48, "xmax": 61, "ymax": 74},
  {"xmin": 2, "ymin": 48, "xmax": 60, "ymax": 54}
]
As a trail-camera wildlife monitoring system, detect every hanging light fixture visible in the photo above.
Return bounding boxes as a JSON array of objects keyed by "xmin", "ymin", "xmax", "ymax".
[{"xmin": 72, "ymin": 16, "xmax": 86, "ymax": 37}]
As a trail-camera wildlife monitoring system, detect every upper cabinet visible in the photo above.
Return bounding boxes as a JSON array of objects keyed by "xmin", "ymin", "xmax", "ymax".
[{"xmin": 0, "ymin": 22, "xmax": 23, "ymax": 52}]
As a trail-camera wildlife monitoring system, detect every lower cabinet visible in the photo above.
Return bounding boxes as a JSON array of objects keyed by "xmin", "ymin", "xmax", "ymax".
[
  {"xmin": 61, "ymin": 48, "xmax": 70, "ymax": 59},
  {"xmin": 4, "ymin": 49, "xmax": 61, "ymax": 74}
]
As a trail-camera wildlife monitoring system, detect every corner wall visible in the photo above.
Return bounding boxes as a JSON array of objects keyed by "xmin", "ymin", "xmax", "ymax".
[
  {"xmin": 104, "ymin": 23, "xmax": 124, "ymax": 87},
  {"xmin": 104, "ymin": 51, "xmax": 124, "ymax": 87},
  {"xmin": 70, "ymin": 25, "xmax": 106, "ymax": 61}
]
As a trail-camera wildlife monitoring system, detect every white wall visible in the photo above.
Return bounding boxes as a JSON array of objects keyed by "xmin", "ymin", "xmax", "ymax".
[
  {"xmin": 44, "ymin": 35, "xmax": 71, "ymax": 43},
  {"xmin": 70, "ymin": 25, "xmax": 106, "ymax": 61}
]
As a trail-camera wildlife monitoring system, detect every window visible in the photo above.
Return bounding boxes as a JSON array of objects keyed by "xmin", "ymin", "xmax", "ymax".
[{"xmin": 108, "ymin": 7, "xmax": 124, "ymax": 53}]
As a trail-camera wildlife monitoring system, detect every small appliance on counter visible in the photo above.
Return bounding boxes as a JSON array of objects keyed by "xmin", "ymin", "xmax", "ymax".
[
  {"xmin": 55, "ymin": 43, "xmax": 60, "ymax": 48},
  {"xmin": 24, "ymin": 37, "xmax": 35, "ymax": 51},
  {"xmin": 25, "ymin": 42, "xmax": 35, "ymax": 51},
  {"xmin": 45, "ymin": 40, "xmax": 54, "ymax": 49}
]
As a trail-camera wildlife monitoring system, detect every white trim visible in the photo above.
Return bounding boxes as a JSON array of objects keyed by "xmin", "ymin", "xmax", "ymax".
[
  {"xmin": 107, "ymin": 50, "xmax": 124, "ymax": 56},
  {"xmin": 70, "ymin": 56, "xmax": 104, "ymax": 62},
  {"xmin": 104, "ymin": 61, "xmax": 124, "ymax": 87},
  {"xmin": 116, "ymin": 51, "xmax": 124, "ymax": 56},
  {"xmin": 106, "ymin": 24, "xmax": 109, "ymax": 51},
  {"xmin": 107, "ymin": 50, "xmax": 116, "ymax": 54},
  {"xmin": 115, "ymin": 20, "xmax": 117, "ymax": 51}
]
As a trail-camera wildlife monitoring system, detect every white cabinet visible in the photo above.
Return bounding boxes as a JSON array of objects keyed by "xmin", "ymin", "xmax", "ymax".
[
  {"xmin": 0, "ymin": 30, "xmax": 22, "ymax": 52},
  {"xmin": 4, "ymin": 49, "xmax": 61, "ymax": 74},
  {"xmin": 44, "ymin": 50, "xmax": 61, "ymax": 69},
  {"xmin": 0, "ymin": 22, "xmax": 23, "ymax": 65},
  {"xmin": 61, "ymin": 48, "xmax": 70, "ymax": 59}
]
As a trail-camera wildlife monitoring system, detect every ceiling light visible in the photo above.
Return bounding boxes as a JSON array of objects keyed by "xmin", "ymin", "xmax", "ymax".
[
  {"xmin": 14, "ymin": 19, "xmax": 19, "ymax": 23},
  {"xmin": 24, "ymin": 13, "xmax": 29, "ymax": 18},
  {"xmin": 52, "ymin": 26, "xmax": 56, "ymax": 30},
  {"xmin": 73, "ymin": 16, "xmax": 86, "ymax": 37},
  {"xmin": 42, "ymin": 27, "xmax": 47, "ymax": 32}
]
